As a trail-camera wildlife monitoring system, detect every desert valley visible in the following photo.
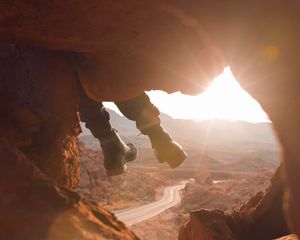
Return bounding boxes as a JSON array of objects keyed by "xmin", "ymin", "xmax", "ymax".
[{"xmin": 77, "ymin": 109, "xmax": 281, "ymax": 239}]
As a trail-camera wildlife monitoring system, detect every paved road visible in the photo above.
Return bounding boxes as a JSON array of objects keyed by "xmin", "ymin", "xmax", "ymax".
[{"xmin": 113, "ymin": 181, "xmax": 188, "ymax": 226}]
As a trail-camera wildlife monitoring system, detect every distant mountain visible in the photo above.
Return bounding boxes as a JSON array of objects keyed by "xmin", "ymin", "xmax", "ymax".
[
  {"xmin": 80, "ymin": 109, "xmax": 149, "ymax": 149},
  {"xmin": 79, "ymin": 109, "xmax": 279, "ymax": 171},
  {"xmin": 80, "ymin": 109, "xmax": 277, "ymax": 147},
  {"xmin": 80, "ymin": 109, "xmax": 138, "ymax": 136}
]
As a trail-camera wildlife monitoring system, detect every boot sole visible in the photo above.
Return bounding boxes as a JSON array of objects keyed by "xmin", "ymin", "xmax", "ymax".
[
  {"xmin": 106, "ymin": 164, "xmax": 127, "ymax": 176},
  {"xmin": 125, "ymin": 143, "xmax": 138, "ymax": 163},
  {"xmin": 166, "ymin": 150, "xmax": 187, "ymax": 168},
  {"xmin": 155, "ymin": 147, "xmax": 187, "ymax": 169},
  {"xmin": 104, "ymin": 144, "xmax": 137, "ymax": 176}
]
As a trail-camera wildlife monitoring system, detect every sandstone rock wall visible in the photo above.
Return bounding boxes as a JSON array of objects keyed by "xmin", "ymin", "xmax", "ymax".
[
  {"xmin": 0, "ymin": 1, "xmax": 224, "ymax": 101},
  {"xmin": 1, "ymin": 1, "xmax": 300, "ymax": 239},
  {"xmin": 0, "ymin": 53, "xmax": 139, "ymax": 239},
  {"xmin": 0, "ymin": 44, "xmax": 80, "ymax": 188},
  {"xmin": 0, "ymin": 137, "xmax": 138, "ymax": 240},
  {"xmin": 178, "ymin": 167, "xmax": 289, "ymax": 240}
]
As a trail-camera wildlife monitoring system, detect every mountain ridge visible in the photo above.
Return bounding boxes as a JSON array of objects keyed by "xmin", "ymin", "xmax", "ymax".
[{"xmin": 80, "ymin": 109, "xmax": 277, "ymax": 147}]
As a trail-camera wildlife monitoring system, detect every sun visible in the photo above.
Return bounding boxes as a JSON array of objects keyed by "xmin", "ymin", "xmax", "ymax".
[
  {"xmin": 104, "ymin": 67, "xmax": 269, "ymax": 123},
  {"xmin": 192, "ymin": 67, "xmax": 269, "ymax": 122}
]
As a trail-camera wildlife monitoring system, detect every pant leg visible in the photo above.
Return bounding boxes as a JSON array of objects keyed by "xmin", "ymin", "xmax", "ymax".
[
  {"xmin": 77, "ymin": 76, "xmax": 112, "ymax": 138},
  {"xmin": 115, "ymin": 92, "xmax": 159, "ymax": 120},
  {"xmin": 115, "ymin": 92, "xmax": 161, "ymax": 134}
]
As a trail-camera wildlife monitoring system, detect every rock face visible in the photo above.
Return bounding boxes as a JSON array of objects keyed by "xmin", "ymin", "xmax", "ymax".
[
  {"xmin": 178, "ymin": 167, "xmax": 289, "ymax": 240},
  {"xmin": 1, "ymin": 1, "xmax": 300, "ymax": 239},
  {"xmin": 0, "ymin": 44, "xmax": 139, "ymax": 239},
  {"xmin": 0, "ymin": 44, "xmax": 80, "ymax": 189},
  {"xmin": 0, "ymin": 137, "xmax": 138, "ymax": 240},
  {"xmin": 0, "ymin": 1, "xmax": 224, "ymax": 101}
]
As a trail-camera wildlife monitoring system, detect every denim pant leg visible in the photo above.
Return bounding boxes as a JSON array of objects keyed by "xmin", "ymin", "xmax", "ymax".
[
  {"xmin": 77, "ymin": 78, "xmax": 112, "ymax": 138},
  {"xmin": 115, "ymin": 92, "xmax": 161, "ymax": 134}
]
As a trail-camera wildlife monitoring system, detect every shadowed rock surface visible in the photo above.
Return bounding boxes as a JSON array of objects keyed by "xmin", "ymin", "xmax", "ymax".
[
  {"xmin": 0, "ymin": 114, "xmax": 138, "ymax": 240},
  {"xmin": 1, "ymin": 1, "xmax": 300, "ymax": 239},
  {"xmin": 179, "ymin": 167, "xmax": 289, "ymax": 240},
  {"xmin": 0, "ymin": 45, "xmax": 138, "ymax": 239},
  {"xmin": 0, "ymin": 1, "xmax": 224, "ymax": 101},
  {"xmin": 0, "ymin": 44, "xmax": 80, "ymax": 189}
]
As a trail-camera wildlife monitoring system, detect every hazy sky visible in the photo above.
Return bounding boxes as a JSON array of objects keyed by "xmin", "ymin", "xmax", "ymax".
[{"xmin": 105, "ymin": 67, "xmax": 269, "ymax": 123}]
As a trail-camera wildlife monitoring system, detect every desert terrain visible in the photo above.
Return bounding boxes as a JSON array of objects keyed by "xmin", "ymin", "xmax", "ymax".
[{"xmin": 77, "ymin": 109, "xmax": 280, "ymax": 239}]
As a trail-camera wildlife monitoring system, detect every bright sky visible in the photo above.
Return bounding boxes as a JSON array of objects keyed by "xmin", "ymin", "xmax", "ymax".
[{"xmin": 104, "ymin": 67, "xmax": 269, "ymax": 123}]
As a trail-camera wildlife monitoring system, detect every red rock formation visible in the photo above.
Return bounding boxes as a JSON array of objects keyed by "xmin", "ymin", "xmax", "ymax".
[
  {"xmin": 1, "ymin": 1, "xmax": 300, "ymax": 239},
  {"xmin": 278, "ymin": 235, "xmax": 299, "ymax": 240},
  {"xmin": 179, "ymin": 167, "xmax": 289, "ymax": 240},
  {"xmin": 0, "ymin": 137, "xmax": 138, "ymax": 240},
  {"xmin": 0, "ymin": 44, "xmax": 80, "ymax": 189},
  {"xmin": 0, "ymin": 1, "xmax": 224, "ymax": 101},
  {"xmin": 0, "ymin": 86, "xmax": 138, "ymax": 239}
]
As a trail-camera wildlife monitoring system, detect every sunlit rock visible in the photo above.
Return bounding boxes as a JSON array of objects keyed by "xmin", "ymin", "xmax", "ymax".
[
  {"xmin": 0, "ymin": 138, "xmax": 138, "ymax": 240},
  {"xmin": 179, "ymin": 168, "xmax": 289, "ymax": 240},
  {"xmin": 1, "ymin": 1, "xmax": 300, "ymax": 239}
]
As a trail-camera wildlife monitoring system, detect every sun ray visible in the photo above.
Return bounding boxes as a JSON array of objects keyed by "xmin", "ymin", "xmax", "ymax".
[{"xmin": 105, "ymin": 68, "xmax": 269, "ymax": 123}]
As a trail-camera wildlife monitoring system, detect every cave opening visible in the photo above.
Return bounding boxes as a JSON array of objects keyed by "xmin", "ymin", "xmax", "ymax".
[
  {"xmin": 1, "ymin": 1, "xmax": 299, "ymax": 239},
  {"xmin": 78, "ymin": 67, "xmax": 283, "ymax": 240}
]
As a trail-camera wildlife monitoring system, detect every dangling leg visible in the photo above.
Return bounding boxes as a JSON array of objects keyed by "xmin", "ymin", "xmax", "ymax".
[
  {"xmin": 77, "ymin": 79, "xmax": 137, "ymax": 176},
  {"xmin": 115, "ymin": 92, "xmax": 187, "ymax": 168}
]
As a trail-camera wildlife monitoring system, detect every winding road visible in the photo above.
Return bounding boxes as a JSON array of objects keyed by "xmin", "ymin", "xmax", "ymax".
[{"xmin": 113, "ymin": 181, "xmax": 188, "ymax": 226}]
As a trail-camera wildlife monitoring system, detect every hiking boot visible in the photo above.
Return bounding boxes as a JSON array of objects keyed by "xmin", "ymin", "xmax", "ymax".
[
  {"xmin": 99, "ymin": 129, "xmax": 137, "ymax": 176},
  {"xmin": 146, "ymin": 126, "xmax": 187, "ymax": 168}
]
